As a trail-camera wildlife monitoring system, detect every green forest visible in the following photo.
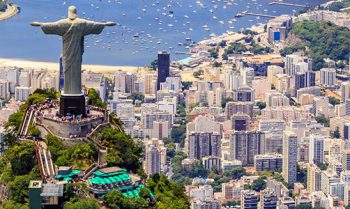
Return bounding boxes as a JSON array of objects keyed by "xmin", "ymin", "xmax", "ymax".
[{"xmin": 292, "ymin": 20, "xmax": 350, "ymax": 70}]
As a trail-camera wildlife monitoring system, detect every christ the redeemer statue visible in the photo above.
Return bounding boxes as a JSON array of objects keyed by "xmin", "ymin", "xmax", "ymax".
[
  {"xmin": 31, "ymin": 6, "xmax": 115, "ymax": 116},
  {"xmin": 31, "ymin": 6, "xmax": 116, "ymax": 95}
]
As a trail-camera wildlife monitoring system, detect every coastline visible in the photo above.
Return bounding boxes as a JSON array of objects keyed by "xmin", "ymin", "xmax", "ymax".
[
  {"xmin": 0, "ymin": 58, "xmax": 142, "ymax": 74},
  {"xmin": 0, "ymin": 3, "xmax": 19, "ymax": 21}
]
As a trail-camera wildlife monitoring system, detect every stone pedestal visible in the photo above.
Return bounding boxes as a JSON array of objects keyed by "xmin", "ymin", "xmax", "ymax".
[{"xmin": 59, "ymin": 94, "xmax": 86, "ymax": 116}]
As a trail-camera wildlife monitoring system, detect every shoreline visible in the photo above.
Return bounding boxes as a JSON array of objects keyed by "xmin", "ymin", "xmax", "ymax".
[
  {"xmin": 0, "ymin": 58, "xmax": 142, "ymax": 74},
  {"xmin": 0, "ymin": 3, "xmax": 19, "ymax": 21}
]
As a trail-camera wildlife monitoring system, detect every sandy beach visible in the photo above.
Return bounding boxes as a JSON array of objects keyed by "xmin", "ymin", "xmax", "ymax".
[
  {"xmin": 0, "ymin": 4, "xmax": 19, "ymax": 21},
  {"xmin": 0, "ymin": 58, "xmax": 142, "ymax": 74}
]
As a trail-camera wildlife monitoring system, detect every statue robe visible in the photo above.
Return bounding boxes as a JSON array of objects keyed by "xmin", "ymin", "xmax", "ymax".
[{"xmin": 40, "ymin": 18, "xmax": 105, "ymax": 95}]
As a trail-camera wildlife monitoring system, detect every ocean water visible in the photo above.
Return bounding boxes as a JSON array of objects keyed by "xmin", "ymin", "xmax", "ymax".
[{"xmin": 0, "ymin": 0, "xmax": 325, "ymax": 66}]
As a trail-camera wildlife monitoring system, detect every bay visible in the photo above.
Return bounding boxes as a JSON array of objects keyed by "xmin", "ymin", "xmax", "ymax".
[{"xmin": 0, "ymin": 0, "xmax": 325, "ymax": 66}]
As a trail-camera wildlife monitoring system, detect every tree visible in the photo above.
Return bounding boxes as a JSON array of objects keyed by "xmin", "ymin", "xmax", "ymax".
[
  {"xmin": 32, "ymin": 88, "xmax": 58, "ymax": 100},
  {"xmin": 328, "ymin": 2, "xmax": 346, "ymax": 11},
  {"xmin": 251, "ymin": 177, "xmax": 266, "ymax": 191},
  {"xmin": 150, "ymin": 59, "xmax": 158, "ymax": 71},
  {"xmin": 333, "ymin": 127, "xmax": 341, "ymax": 139},
  {"xmin": 315, "ymin": 115, "xmax": 330, "ymax": 127},
  {"xmin": 294, "ymin": 203, "xmax": 312, "ymax": 209},
  {"xmin": 5, "ymin": 141, "xmax": 36, "ymax": 176},
  {"xmin": 279, "ymin": 45, "xmax": 305, "ymax": 57},
  {"xmin": 210, "ymin": 50, "xmax": 219, "ymax": 59},
  {"xmin": 256, "ymin": 101, "xmax": 266, "ymax": 110},
  {"xmin": 64, "ymin": 198, "xmax": 100, "ymax": 209},
  {"xmin": 297, "ymin": 167, "xmax": 307, "ymax": 187},
  {"xmin": 101, "ymin": 127, "xmax": 144, "ymax": 173},
  {"xmin": 212, "ymin": 61, "xmax": 222, "ymax": 68},
  {"xmin": 319, "ymin": 163, "xmax": 328, "ymax": 171},
  {"xmin": 181, "ymin": 82, "xmax": 192, "ymax": 90},
  {"xmin": 221, "ymin": 97, "xmax": 235, "ymax": 108},
  {"xmin": 8, "ymin": 175, "xmax": 31, "ymax": 204},
  {"xmin": 104, "ymin": 190, "xmax": 150, "ymax": 209},
  {"xmin": 29, "ymin": 126, "xmax": 41, "ymax": 138},
  {"xmin": 127, "ymin": 93, "xmax": 145, "ymax": 104},
  {"xmin": 46, "ymin": 134, "xmax": 96, "ymax": 169},
  {"xmin": 147, "ymin": 174, "xmax": 189, "ymax": 209},
  {"xmin": 2, "ymin": 200, "xmax": 28, "ymax": 209},
  {"xmin": 292, "ymin": 20, "xmax": 350, "ymax": 70},
  {"xmin": 187, "ymin": 161, "xmax": 209, "ymax": 178},
  {"xmin": 87, "ymin": 88, "xmax": 106, "ymax": 108},
  {"xmin": 193, "ymin": 70, "xmax": 204, "ymax": 78},
  {"xmin": 5, "ymin": 110, "xmax": 24, "ymax": 131},
  {"xmin": 223, "ymin": 167, "xmax": 246, "ymax": 179},
  {"xmin": 2, "ymin": 132, "xmax": 17, "ymax": 148},
  {"xmin": 171, "ymin": 123, "xmax": 186, "ymax": 146},
  {"xmin": 329, "ymin": 97, "xmax": 340, "ymax": 106}
]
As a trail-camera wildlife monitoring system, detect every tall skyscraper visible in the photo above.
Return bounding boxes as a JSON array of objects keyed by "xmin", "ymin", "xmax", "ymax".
[
  {"xmin": 342, "ymin": 149, "xmax": 350, "ymax": 171},
  {"xmin": 341, "ymin": 81, "xmax": 350, "ymax": 103},
  {"xmin": 307, "ymin": 163, "xmax": 322, "ymax": 193},
  {"xmin": 320, "ymin": 68, "xmax": 336, "ymax": 87},
  {"xmin": 0, "ymin": 79, "xmax": 10, "ymax": 100},
  {"xmin": 144, "ymin": 139, "xmax": 167, "ymax": 176},
  {"xmin": 282, "ymin": 131, "xmax": 297, "ymax": 183},
  {"xmin": 59, "ymin": 56, "xmax": 64, "ymax": 90},
  {"xmin": 188, "ymin": 132, "xmax": 221, "ymax": 160},
  {"xmin": 294, "ymin": 71, "xmax": 315, "ymax": 94},
  {"xmin": 157, "ymin": 51, "xmax": 170, "ymax": 90},
  {"xmin": 309, "ymin": 134, "xmax": 324, "ymax": 165},
  {"xmin": 229, "ymin": 131, "xmax": 265, "ymax": 166}
]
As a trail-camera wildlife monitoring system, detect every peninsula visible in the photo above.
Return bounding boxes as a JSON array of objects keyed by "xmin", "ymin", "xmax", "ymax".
[{"xmin": 0, "ymin": 1, "xmax": 19, "ymax": 21}]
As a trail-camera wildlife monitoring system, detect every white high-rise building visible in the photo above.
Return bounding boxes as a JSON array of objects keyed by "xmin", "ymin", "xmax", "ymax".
[
  {"xmin": 224, "ymin": 69, "xmax": 242, "ymax": 91},
  {"xmin": 6, "ymin": 67, "xmax": 19, "ymax": 93},
  {"xmin": 286, "ymin": 54, "xmax": 310, "ymax": 75},
  {"xmin": 309, "ymin": 134, "xmax": 324, "ymax": 165},
  {"xmin": 342, "ymin": 82, "xmax": 350, "ymax": 103},
  {"xmin": 19, "ymin": 70, "xmax": 32, "ymax": 87},
  {"xmin": 320, "ymin": 68, "xmax": 336, "ymax": 87},
  {"xmin": 283, "ymin": 131, "xmax": 297, "ymax": 183},
  {"xmin": 242, "ymin": 67, "xmax": 254, "ymax": 87},
  {"xmin": 158, "ymin": 96, "xmax": 177, "ymax": 116},
  {"xmin": 114, "ymin": 72, "xmax": 136, "ymax": 94},
  {"xmin": 0, "ymin": 79, "xmax": 10, "ymax": 99},
  {"xmin": 15, "ymin": 86, "xmax": 32, "ymax": 101},
  {"xmin": 160, "ymin": 76, "xmax": 181, "ymax": 92},
  {"xmin": 144, "ymin": 138, "xmax": 167, "ymax": 176}
]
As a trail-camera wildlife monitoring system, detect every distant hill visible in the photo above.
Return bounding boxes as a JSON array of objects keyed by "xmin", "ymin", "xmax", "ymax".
[
  {"xmin": 0, "ymin": 1, "xmax": 7, "ymax": 12},
  {"xmin": 290, "ymin": 20, "xmax": 350, "ymax": 70}
]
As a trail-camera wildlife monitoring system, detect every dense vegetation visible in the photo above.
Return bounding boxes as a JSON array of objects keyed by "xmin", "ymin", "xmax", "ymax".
[
  {"xmin": 292, "ymin": 20, "xmax": 350, "ymax": 70},
  {"xmin": 0, "ymin": 1, "xmax": 7, "ymax": 12},
  {"xmin": 0, "ymin": 141, "xmax": 40, "ymax": 208},
  {"xmin": 101, "ymin": 174, "xmax": 189, "ymax": 209},
  {"xmin": 147, "ymin": 174, "xmax": 189, "ymax": 209},
  {"xmin": 87, "ymin": 88, "xmax": 106, "ymax": 108},
  {"xmin": 328, "ymin": 0, "xmax": 350, "ymax": 12},
  {"xmin": 127, "ymin": 92, "xmax": 145, "ymax": 104},
  {"xmin": 279, "ymin": 44, "xmax": 305, "ymax": 56},
  {"xmin": 100, "ymin": 127, "xmax": 145, "ymax": 177},
  {"xmin": 5, "ymin": 88, "xmax": 58, "ymax": 132},
  {"xmin": 47, "ymin": 134, "xmax": 97, "ymax": 170}
]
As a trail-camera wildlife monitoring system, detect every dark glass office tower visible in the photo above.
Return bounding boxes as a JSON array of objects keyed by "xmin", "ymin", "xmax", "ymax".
[{"xmin": 157, "ymin": 51, "xmax": 170, "ymax": 90}]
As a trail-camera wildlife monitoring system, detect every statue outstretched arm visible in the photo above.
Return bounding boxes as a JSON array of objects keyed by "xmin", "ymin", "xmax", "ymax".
[
  {"xmin": 83, "ymin": 20, "xmax": 116, "ymax": 36},
  {"xmin": 31, "ymin": 22, "xmax": 42, "ymax": 27},
  {"xmin": 31, "ymin": 20, "xmax": 69, "ymax": 36},
  {"xmin": 103, "ymin": 21, "xmax": 116, "ymax": 26}
]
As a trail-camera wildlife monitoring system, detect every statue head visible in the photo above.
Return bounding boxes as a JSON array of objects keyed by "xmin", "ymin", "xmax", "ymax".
[{"xmin": 68, "ymin": 6, "xmax": 77, "ymax": 20}]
